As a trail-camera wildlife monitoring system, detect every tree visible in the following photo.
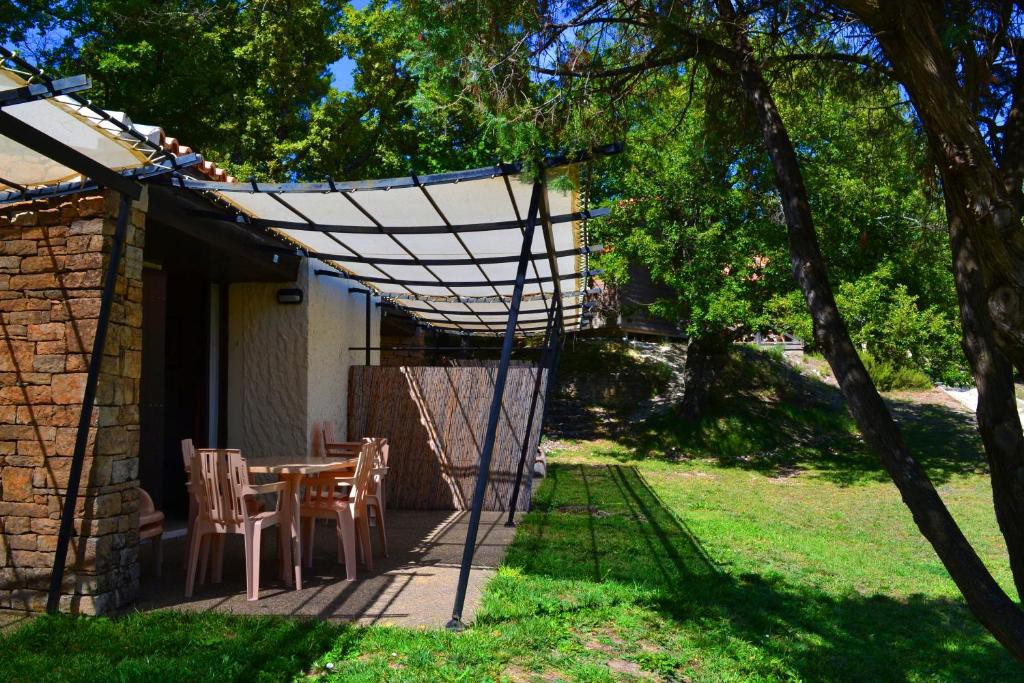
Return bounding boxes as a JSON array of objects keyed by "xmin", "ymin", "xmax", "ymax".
[
  {"xmin": 401, "ymin": 0, "xmax": 1024, "ymax": 658},
  {"xmin": 819, "ymin": 0, "xmax": 1024, "ymax": 610},
  {"xmin": 8, "ymin": 0, "xmax": 345, "ymax": 178}
]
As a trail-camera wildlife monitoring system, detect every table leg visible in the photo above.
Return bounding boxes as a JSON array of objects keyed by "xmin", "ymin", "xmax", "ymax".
[{"xmin": 290, "ymin": 474, "xmax": 303, "ymax": 589}]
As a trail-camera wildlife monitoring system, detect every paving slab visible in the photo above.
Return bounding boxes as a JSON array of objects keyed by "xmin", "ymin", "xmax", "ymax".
[{"xmin": 134, "ymin": 510, "xmax": 518, "ymax": 627}]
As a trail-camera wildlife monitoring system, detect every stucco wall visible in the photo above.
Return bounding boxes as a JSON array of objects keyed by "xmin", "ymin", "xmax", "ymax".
[
  {"xmin": 226, "ymin": 274, "xmax": 309, "ymax": 459},
  {"xmin": 305, "ymin": 260, "xmax": 380, "ymax": 448},
  {"xmin": 227, "ymin": 260, "xmax": 380, "ymax": 459}
]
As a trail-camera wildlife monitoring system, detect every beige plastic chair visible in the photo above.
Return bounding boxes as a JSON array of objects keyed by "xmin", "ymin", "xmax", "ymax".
[
  {"xmin": 185, "ymin": 449, "xmax": 291, "ymax": 601},
  {"xmin": 299, "ymin": 438, "xmax": 378, "ymax": 580},
  {"xmin": 311, "ymin": 424, "xmax": 389, "ymax": 558},
  {"xmin": 181, "ymin": 439, "xmax": 199, "ymax": 569},
  {"xmin": 138, "ymin": 488, "xmax": 165, "ymax": 577},
  {"xmin": 366, "ymin": 439, "xmax": 389, "ymax": 557},
  {"xmin": 312, "ymin": 421, "xmax": 362, "ymax": 460}
]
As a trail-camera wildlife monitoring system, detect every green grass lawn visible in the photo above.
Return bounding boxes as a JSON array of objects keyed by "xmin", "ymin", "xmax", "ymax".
[{"xmin": 1, "ymin": 351, "xmax": 1020, "ymax": 681}]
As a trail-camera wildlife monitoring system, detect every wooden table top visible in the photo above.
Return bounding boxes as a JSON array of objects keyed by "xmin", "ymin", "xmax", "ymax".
[{"xmin": 247, "ymin": 456, "xmax": 356, "ymax": 475}]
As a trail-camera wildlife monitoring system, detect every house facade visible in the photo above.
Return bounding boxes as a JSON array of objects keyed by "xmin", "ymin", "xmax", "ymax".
[{"xmin": 0, "ymin": 185, "xmax": 380, "ymax": 614}]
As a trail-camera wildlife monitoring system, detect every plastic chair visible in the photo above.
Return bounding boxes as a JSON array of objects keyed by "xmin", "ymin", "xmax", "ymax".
[
  {"xmin": 185, "ymin": 449, "xmax": 291, "ymax": 601},
  {"xmin": 366, "ymin": 439, "xmax": 389, "ymax": 557},
  {"xmin": 299, "ymin": 438, "xmax": 378, "ymax": 580},
  {"xmin": 138, "ymin": 488, "xmax": 165, "ymax": 577}
]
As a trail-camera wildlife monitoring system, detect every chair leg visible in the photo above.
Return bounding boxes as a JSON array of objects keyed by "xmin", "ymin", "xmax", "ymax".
[
  {"xmin": 357, "ymin": 512, "xmax": 373, "ymax": 572},
  {"xmin": 243, "ymin": 527, "xmax": 254, "ymax": 601},
  {"xmin": 212, "ymin": 535, "xmax": 225, "ymax": 584},
  {"xmin": 278, "ymin": 522, "xmax": 292, "ymax": 585},
  {"xmin": 152, "ymin": 534, "xmax": 163, "ymax": 578},
  {"xmin": 337, "ymin": 511, "xmax": 357, "ymax": 581},
  {"xmin": 183, "ymin": 497, "xmax": 196, "ymax": 572},
  {"xmin": 249, "ymin": 521, "xmax": 263, "ymax": 601},
  {"xmin": 198, "ymin": 534, "xmax": 211, "ymax": 585},
  {"xmin": 185, "ymin": 531, "xmax": 204, "ymax": 598},
  {"xmin": 303, "ymin": 517, "xmax": 315, "ymax": 568},
  {"xmin": 373, "ymin": 503, "xmax": 388, "ymax": 558}
]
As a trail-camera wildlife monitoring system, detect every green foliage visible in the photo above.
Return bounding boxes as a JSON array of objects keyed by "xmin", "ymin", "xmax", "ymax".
[
  {"xmin": 9, "ymin": 1, "xmax": 346, "ymax": 179},
  {"xmin": 771, "ymin": 265, "xmax": 969, "ymax": 385},
  {"xmin": 860, "ymin": 352, "xmax": 933, "ymax": 392}
]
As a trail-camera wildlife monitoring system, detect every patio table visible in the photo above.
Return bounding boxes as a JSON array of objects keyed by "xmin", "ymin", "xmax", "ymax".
[{"xmin": 248, "ymin": 456, "xmax": 356, "ymax": 590}]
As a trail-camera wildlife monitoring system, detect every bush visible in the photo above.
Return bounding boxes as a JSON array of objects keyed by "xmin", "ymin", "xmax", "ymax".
[
  {"xmin": 861, "ymin": 352, "xmax": 932, "ymax": 391},
  {"xmin": 768, "ymin": 264, "xmax": 970, "ymax": 386}
]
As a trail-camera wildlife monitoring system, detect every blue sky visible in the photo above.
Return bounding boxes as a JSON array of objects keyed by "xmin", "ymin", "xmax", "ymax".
[{"xmin": 329, "ymin": 0, "xmax": 371, "ymax": 92}]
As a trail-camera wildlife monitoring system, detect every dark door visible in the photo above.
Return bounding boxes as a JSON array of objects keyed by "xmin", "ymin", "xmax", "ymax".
[{"xmin": 139, "ymin": 268, "xmax": 167, "ymax": 508}]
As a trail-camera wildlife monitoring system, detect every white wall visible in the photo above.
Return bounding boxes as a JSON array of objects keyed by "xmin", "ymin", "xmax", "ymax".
[
  {"xmin": 305, "ymin": 259, "xmax": 381, "ymax": 447},
  {"xmin": 227, "ymin": 259, "xmax": 380, "ymax": 458}
]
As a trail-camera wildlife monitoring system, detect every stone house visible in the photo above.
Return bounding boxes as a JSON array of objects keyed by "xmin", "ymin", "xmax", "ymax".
[{"xmin": 0, "ymin": 184, "xmax": 382, "ymax": 614}]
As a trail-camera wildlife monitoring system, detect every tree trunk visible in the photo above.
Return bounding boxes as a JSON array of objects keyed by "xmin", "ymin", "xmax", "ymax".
[
  {"xmin": 832, "ymin": 0, "xmax": 1024, "ymax": 604},
  {"xmin": 714, "ymin": 0, "xmax": 1024, "ymax": 661},
  {"xmin": 679, "ymin": 333, "xmax": 728, "ymax": 421},
  {"xmin": 859, "ymin": 3, "xmax": 1024, "ymax": 377}
]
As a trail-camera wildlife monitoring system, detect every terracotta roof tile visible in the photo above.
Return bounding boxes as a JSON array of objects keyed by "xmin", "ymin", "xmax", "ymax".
[{"xmin": 161, "ymin": 135, "xmax": 235, "ymax": 183}]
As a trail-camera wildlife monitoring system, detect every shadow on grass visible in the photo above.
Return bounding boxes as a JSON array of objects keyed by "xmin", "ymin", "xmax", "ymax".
[
  {"xmin": 485, "ymin": 463, "xmax": 1017, "ymax": 681},
  {"xmin": 0, "ymin": 610, "xmax": 359, "ymax": 682},
  {"xmin": 592, "ymin": 348, "xmax": 987, "ymax": 486}
]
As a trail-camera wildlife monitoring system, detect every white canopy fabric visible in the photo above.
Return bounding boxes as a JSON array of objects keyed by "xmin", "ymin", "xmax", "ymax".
[
  {"xmin": 0, "ymin": 65, "xmax": 163, "ymax": 191},
  {"xmin": 179, "ymin": 165, "xmax": 601, "ymax": 336}
]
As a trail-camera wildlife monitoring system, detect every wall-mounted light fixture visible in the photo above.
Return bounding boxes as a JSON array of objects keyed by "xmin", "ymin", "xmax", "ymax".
[{"xmin": 276, "ymin": 288, "xmax": 303, "ymax": 305}]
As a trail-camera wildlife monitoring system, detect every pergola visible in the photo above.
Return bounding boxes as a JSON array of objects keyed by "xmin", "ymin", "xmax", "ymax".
[{"xmin": 0, "ymin": 48, "xmax": 614, "ymax": 628}]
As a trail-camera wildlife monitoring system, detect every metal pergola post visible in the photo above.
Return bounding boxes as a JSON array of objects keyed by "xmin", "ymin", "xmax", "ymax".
[
  {"xmin": 447, "ymin": 181, "xmax": 543, "ymax": 629},
  {"xmin": 46, "ymin": 193, "xmax": 133, "ymax": 613},
  {"xmin": 504, "ymin": 305, "xmax": 558, "ymax": 525},
  {"xmin": 349, "ymin": 287, "xmax": 372, "ymax": 365}
]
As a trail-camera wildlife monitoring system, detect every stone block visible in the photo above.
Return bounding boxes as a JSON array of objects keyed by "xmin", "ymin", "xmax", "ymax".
[
  {"xmin": 35, "ymin": 339, "xmax": 66, "ymax": 355},
  {"xmin": 52, "ymin": 374, "xmax": 88, "ymax": 404},
  {"xmin": 27, "ymin": 322, "xmax": 64, "ymax": 341},
  {"xmin": 0, "ymin": 241, "xmax": 36, "ymax": 256},
  {"xmin": 32, "ymin": 355, "xmax": 65, "ymax": 373},
  {"xmin": 19, "ymin": 255, "xmax": 64, "ymax": 273},
  {"xmin": 2, "ymin": 466, "xmax": 33, "ymax": 501},
  {"xmin": 10, "ymin": 273, "xmax": 58, "ymax": 290},
  {"xmin": 109, "ymin": 458, "xmax": 137, "ymax": 484}
]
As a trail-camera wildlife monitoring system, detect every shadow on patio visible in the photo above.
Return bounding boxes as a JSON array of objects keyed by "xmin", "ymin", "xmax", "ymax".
[{"xmin": 135, "ymin": 510, "xmax": 517, "ymax": 626}]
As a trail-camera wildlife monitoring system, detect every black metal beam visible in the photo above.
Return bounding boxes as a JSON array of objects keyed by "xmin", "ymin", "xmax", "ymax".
[
  {"xmin": 303, "ymin": 245, "xmax": 598, "ymax": 268},
  {"xmin": 351, "ymin": 270, "xmax": 595, "ymax": 289},
  {"xmin": 186, "ymin": 207, "xmax": 608, "ymax": 236},
  {"xmin": 47, "ymin": 193, "xmax": 132, "ymax": 613},
  {"xmin": 0, "ymin": 74, "xmax": 91, "ymax": 107},
  {"xmin": 404, "ymin": 304, "xmax": 586, "ymax": 319},
  {"xmin": 164, "ymin": 144, "xmax": 621, "ymax": 193},
  {"xmin": 0, "ymin": 153, "xmax": 200, "ymax": 204},
  {"xmin": 349, "ymin": 287, "xmax": 372, "ymax": 365},
  {"xmin": 448, "ymin": 181, "xmax": 543, "ymax": 629},
  {"xmin": 0, "ymin": 109, "xmax": 141, "ymax": 199}
]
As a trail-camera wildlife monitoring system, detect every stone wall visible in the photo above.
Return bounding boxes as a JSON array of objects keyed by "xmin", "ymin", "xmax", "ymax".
[{"xmin": 0, "ymin": 191, "xmax": 145, "ymax": 614}]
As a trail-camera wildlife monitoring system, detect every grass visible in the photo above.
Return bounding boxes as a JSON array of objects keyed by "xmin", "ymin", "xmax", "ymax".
[{"xmin": 0, "ymin": 348, "xmax": 1020, "ymax": 680}]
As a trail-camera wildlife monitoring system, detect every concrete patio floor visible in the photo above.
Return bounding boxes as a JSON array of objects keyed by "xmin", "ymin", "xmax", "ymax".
[{"xmin": 134, "ymin": 510, "xmax": 518, "ymax": 627}]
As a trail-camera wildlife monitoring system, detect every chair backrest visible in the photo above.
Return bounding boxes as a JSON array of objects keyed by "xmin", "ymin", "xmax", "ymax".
[
  {"xmin": 181, "ymin": 438, "xmax": 195, "ymax": 474},
  {"xmin": 193, "ymin": 449, "xmax": 251, "ymax": 525},
  {"xmin": 311, "ymin": 421, "xmax": 325, "ymax": 459},
  {"xmin": 368, "ymin": 439, "xmax": 389, "ymax": 496},
  {"xmin": 138, "ymin": 487, "xmax": 156, "ymax": 516},
  {"xmin": 350, "ymin": 438, "xmax": 379, "ymax": 507}
]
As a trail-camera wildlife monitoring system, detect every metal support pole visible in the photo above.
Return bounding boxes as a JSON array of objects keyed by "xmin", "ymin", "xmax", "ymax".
[
  {"xmin": 447, "ymin": 181, "xmax": 543, "ymax": 630},
  {"xmin": 47, "ymin": 193, "xmax": 132, "ymax": 613},
  {"xmin": 348, "ymin": 287, "xmax": 372, "ymax": 365},
  {"xmin": 504, "ymin": 306, "xmax": 557, "ymax": 525}
]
